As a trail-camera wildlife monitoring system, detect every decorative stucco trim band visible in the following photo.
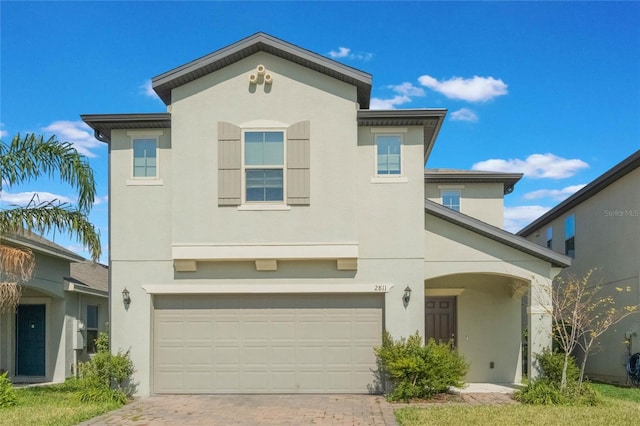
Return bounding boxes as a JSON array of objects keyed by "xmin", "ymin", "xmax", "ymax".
[
  {"xmin": 142, "ymin": 283, "xmax": 393, "ymax": 294},
  {"xmin": 172, "ymin": 243, "xmax": 358, "ymax": 261}
]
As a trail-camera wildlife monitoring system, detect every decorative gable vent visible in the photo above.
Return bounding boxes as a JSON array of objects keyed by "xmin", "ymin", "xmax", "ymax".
[{"xmin": 249, "ymin": 64, "xmax": 273, "ymax": 85}]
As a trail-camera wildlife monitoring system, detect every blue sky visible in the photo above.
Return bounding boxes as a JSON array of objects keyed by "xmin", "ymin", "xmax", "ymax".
[{"xmin": 1, "ymin": 1, "xmax": 639, "ymax": 263}]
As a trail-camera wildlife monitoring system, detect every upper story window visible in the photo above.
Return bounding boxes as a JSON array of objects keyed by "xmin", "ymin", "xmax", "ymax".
[
  {"xmin": 86, "ymin": 305, "xmax": 99, "ymax": 354},
  {"xmin": 565, "ymin": 214, "xmax": 575, "ymax": 258},
  {"xmin": 244, "ymin": 131, "xmax": 284, "ymax": 203},
  {"xmin": 127, "ymin": 130, "xmax": 163, "ymax": 185},
  {"xmin": 375, "ymin": 134, "xmax": 402, "ymax": 176},
  {"xmin": 546, "ymin": 227, "xmax": 553, "ymax": 249},
  {"xmin": 442, "ymin": 190, "xmax": 461, "ymax": 212},
  {"xmin": 133, "ymin": 139, "xmax": 158, "ymax": 178}
]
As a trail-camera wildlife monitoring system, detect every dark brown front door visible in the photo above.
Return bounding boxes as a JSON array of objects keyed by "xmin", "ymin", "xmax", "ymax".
[{"xmin": 425, "ymin": 296, "xmax": 456, "ymax": 346}]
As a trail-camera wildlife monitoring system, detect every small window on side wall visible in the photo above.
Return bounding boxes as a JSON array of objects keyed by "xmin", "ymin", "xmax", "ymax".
[
  {"xmin": 565, "ymin": 214, "xmax": 575, "ymax": 258},
  {"xmin": 442, "ymin": 190, "xmax": 461, "ymax": 212},
  {"xmin": 86, "ymin": 305, "xmax": 99, "ymax": 354},
  {"xmin": 546, "ymin": 227, "xmax": 553, "ymax": 249},
  {"xmin": 133, "ymin": 138, "xmax": 158, "ymax": 178},
  {"xmin": 376, "ymin": 135, "xmax": 402, "ymax": 176}
]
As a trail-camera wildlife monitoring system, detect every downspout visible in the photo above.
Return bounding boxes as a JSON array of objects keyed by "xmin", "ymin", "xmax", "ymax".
[{"xmin": 93, "ymin": 129, "xmax": 110, "ymax": 143}]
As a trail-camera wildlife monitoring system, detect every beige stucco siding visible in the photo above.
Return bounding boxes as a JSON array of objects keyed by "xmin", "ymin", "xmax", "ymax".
[
  {"xmin": 425, "ymin": 182, "xmax": 505, "ymax": 228},
  {"xmin": 109, "ymin": 129, "xmax": 173, "ymax": 262},
  {"xmin": 169, "ymin": 52, "xmax": 359, "ymax": 245}
]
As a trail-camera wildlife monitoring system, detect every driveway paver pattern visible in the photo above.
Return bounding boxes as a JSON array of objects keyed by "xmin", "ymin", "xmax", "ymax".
[{"xmin": 79, "ymin": 394, "xmax": 397, "ymax": 425}]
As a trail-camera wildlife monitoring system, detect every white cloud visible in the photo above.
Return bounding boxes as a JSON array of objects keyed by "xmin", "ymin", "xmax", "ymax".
[
  {"xmin": 140, "ymin": 79, "xmax": 160, "ymax": 100},
  {"xmin": 42, "ymin": 120, "xmax": 103, "ymax": 158},
  {"xmin": 0, "ymin": 190, "xmax": 74, "ymax": 206},
  {"xmin": 523, "ymin": 184, "xmax": 587, "ymax": 201},
  {"xmin": 93, "ymin": 195, "xmax": 109, "ymax": 205},
  {"xmin": 328, "ymin": 47, "xmax": 350, "ymax": 58},
  {"xmin": 0, "ymin": 123, "xmax": 7, "ymax": 138},
  {"xmin": 370, "ymin": 95, "xmax": 411, "ymax": 110},
  {"xmin": 450, "ymin": 108, "xmax": 478, "ymax": 122},
  {"xmin": 472, "ymin": 153, "xmax": 589, "ymax": 179},
  {"xmin": 418, "ymin": 74, "xmax": 508, "ymax": 102},
  {"xmin": 370, "ymin": 82, "xmax": 426, "ymax": 110},
  {"xmin": 327, "ymin": 46, "xmax": 373, "ymax": 61},
  {"xmin": 503, "ymin": 205, "xmax": 551, "ymax": 233},
  {"xmin": 390, "ymin": 82, "xmax": 425, "ymax": 97}
]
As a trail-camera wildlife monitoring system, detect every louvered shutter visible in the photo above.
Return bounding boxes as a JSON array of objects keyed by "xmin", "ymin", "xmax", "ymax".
[
  {"xmin": 287, "ymin": 121, "xmax": 310, "ymax": 205},
  {"xmin": 218, "ymin": 122, "xmax": 241, "ymax": 206}
]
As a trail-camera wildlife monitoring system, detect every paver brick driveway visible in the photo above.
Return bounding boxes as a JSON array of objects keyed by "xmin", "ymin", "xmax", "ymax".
[{"xmin": 79, "ymin": 394, "xmax": 397, "ymax": 425}]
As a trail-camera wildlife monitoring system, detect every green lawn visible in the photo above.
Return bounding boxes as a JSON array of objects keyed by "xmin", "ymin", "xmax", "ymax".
[
  {"xmin": 395, "ymin": 384, "xmax": 640, "ymax": 426},
  {"xmin": 0, "ymin": 381, "xmax": 123, "ymax": 426}
]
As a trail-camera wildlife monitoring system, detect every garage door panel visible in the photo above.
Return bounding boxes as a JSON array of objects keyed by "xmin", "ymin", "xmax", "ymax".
[{"xmin": 153, "ymin": 294, "xmax": 383, "ymax": 393}]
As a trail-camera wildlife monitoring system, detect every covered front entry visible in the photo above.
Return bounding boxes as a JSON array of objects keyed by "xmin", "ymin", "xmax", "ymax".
[
  {"xmin": 425, "ymin": 296, "xmax": 456, "ymax": 345},
  {"xmin": 152, "ymin": 293, "xmax": 383, "ymax": 394},
  {"xmin": 16, "ymin": 304, "xmax": 46, "ymax": 377}
]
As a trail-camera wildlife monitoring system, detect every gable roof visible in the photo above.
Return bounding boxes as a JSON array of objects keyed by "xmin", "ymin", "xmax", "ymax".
[
  {"xmin": 425, "ymin": 199, "xmax": 571, "ymax": 267},
  {"xmin": 518, "ymin": 149, "xmax": 640, "ymax": 237},
  {"xmin": 424, "ymin": 169, "xmax": 523, "ymax": 194},
  {"xmin": 66, "ymin": 261, "xmax": 108, "ymax": 295},
  {"xmin": 1, "ymin": 231, "xmax": 85, "ymax": 263},
  {"xmin": 152, "ymin": 32, "xmax": 373, "ymax": 108}
]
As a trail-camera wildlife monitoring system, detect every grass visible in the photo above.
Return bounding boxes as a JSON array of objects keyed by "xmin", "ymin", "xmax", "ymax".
[
  {"xmin": 0, "ymin": 381, "xmax": 123, "ymax": 426},
  {"xmin": 395, "ymin": 383, "xmax": 640, "ymax": 426}
]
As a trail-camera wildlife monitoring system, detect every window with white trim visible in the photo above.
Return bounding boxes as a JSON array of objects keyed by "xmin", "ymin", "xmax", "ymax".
[
  {"xmin": 442, "ymin": 190, "xmax": 461, "ymax": 212},
  {"xmin": 86, "ymin": 305, "xmax": 99, "ymax": 354},
  {"xmin": 132, "ymin": 138, "xmax": 158, "ymax": 178},
  {"xmin": 243, "ymin": 131, "xmax": 285, "ymax": 202},
  {"xmin": 565, "ymin": 214, "xmax": 575, "ymax": 258},
  {"xmin": 375, "ymin": 134, "xmax": 402, "ymax": 176}
]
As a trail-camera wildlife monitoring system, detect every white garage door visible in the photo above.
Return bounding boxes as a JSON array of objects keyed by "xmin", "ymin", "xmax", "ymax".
[{"xmin": 153, "ymin": 294, "xmax": 383, "ymax": 394}]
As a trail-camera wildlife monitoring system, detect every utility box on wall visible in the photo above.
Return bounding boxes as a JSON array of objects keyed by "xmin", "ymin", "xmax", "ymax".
[{"xmin": 73, "ymin": 319, "xmax": 85, "ymax": 350}]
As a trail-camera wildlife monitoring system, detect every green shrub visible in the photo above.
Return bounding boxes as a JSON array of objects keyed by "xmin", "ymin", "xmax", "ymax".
[
  {"xmin": 537, "ymin": 349, "xmax": 579, "ymax": 385},
  {"xmin": 515, "ymin": 351, "xmax": 602, "ymax": 406},
  {"xmin": 514, "ymin": 379, "xmax": 568, "ymax": 405},
  {"xmin": 374, "ymin": 331, "xmax": 468, "ymax": 401},
  {"xmin": 78, "ymin": 331, "xmax": 134, "ymax": 404},
  {"xmin": 0, "ymin": 371, "xmax": 18, "ymax": 408}
]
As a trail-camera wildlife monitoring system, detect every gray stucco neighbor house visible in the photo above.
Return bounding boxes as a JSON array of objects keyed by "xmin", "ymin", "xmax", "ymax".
[
  {"xmin": 0, "ymin": 232, "xmax": 108, "ymax": 383},
  {"xmin": 82, "ymin": 32, "xmax": 568, "ymax": 395},
  {"xmin": 519, "ymin": 149, "xmax": 640, "ymax": 384}
]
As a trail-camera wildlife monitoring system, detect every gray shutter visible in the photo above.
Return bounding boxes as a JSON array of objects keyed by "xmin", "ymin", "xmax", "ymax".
[
  {"xmin": 287, "ymin": 121, "xmax": 310, "ymax": 205},
  {"xmin": 218, "ymin": 122, "xmax": 241, "ymax": 206}
]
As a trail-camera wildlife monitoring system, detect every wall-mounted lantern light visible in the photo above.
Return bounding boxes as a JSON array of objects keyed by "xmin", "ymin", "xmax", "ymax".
[
  {"xmin": 122, "ymin": 287, "xmax": 131, "ymax": 306},
  {"xmin": 403, "ymin": 286, "xmax": 412, "ymax": 305}
]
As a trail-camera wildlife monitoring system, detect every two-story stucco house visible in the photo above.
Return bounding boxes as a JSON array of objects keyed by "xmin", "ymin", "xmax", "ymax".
[
  {"xmin": 0, "ymin": 232, "xmax": 108, "ymax": 383},
  {"xmin": 519, "ymin": 150, "xmax": 640, "ymax": 384},
  {"xmin": 82, "ymin": 33, "xmax": 569, "ymax": 395}
]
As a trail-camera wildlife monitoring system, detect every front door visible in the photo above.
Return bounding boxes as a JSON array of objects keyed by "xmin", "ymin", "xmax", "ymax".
[
  {"xmin": 425, "ymin": 296, "xmax": 456, "ymax": 346},
  {"xmin": 16, "ymin": 304, "xmax": 46, "ymax": 376}
]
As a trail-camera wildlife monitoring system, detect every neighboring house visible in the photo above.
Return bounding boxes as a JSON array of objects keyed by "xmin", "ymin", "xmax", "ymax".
[
  {"xmin": 519, "ymin": 149, "xmax": 640, "ymax": 384},
  {"xmin": 0, "ymin": 232, "xmax": 108, "ymax": 383},
  {"xmin": 82, "ymin": 32, "xmax": 568, "ymax": 396}
]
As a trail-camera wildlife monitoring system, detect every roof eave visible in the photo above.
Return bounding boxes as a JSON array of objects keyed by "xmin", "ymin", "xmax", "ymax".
[
  {"xmin": 152, "ymin": 32, "xmax": 373, "ymax": 108},
  {"xmin": 425, "ymin": 200, "xmax": 571, "ymax": 268},
  {"xmin": 518, "ymin": 149, "xmax": 640, "ymax": 236},
  {"xmin": 1, "ymin": 236, "xmax": 85, "ymax": 263},
  {"xmin": 357, "ymin": 109, "xmax": 447, "ymax": 163},
  {"xmin": 81, "ymin": 113, "xmax": 172, "ymax": 143}
]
